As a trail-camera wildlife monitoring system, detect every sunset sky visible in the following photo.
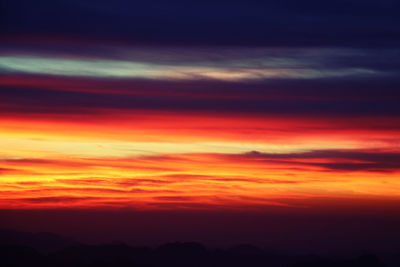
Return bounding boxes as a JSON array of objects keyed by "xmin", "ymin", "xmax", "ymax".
[{"xmin": 1, "ymin": 0, "xmax": 400, "ymax": 253}]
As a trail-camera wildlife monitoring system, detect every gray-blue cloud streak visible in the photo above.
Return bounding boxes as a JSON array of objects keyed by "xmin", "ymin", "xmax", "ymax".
[{"xmin": 0, "ymin": 38, "xmax": 399, "ymax": 120}]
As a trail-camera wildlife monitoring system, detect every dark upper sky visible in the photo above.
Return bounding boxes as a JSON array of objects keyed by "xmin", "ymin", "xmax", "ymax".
[{"xmin": 2, "ymin": 0, "xmax": 400, "ymax": 47}]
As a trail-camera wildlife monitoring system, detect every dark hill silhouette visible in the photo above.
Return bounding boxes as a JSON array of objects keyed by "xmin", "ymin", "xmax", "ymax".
[
  {"xmin": 0, "ymin": 229, "xmax": 391, "ymax": 267},
  {"xmin": 291, "ymin": 254, "xmax": 386, "ymax": 267},
  {"xmin": 0, "ymin": 228, "xmax": 79, "ymax": 253},
  {"xmin": 228, "ymin": 244, "xmax": 265, "ymax": 255},
  {"xmin": 0, "ymin": 244, "xmax": 45, "ymax": 267}
]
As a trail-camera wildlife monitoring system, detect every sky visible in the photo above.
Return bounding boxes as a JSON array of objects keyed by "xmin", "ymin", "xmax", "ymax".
[{"xmin": 1, "ymin": 0, "xmax": 400, "ymax": 253}]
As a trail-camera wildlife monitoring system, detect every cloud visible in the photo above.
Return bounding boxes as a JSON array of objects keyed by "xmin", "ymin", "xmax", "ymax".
[
  {"xmin": 17, "ymin": 196, "xmax": 98, "ymax": 203},
  {"xmin": 160, "ymin": 174, "xmax": 306, "ymax": 184},
  {"xmin": 1, "ymin": 45, "xmax": 399, "ymax": 121},
  {"xmin": 0, "ymin": 1, "xmax": 399, "ymax": 213},
  {"xmin": 0, "ymin": 54, "xmax": 383, "ymax": 81},
  {"xmin": 55, "ymin": 178, "xmax": 110, "ymax": 186},
  {"xmin": 238, "ymin": 149, "xmax": 400, "ymax": 172},
  {"xmin": 2, "ymin": 83, "xmax": 400, "ymax": 117},
  {"xmin": 0, "ymin": 167, "xmax": 22, "ymax": 174},
  {"xmin": 153, "ymin": 196, "xmax": 196, "ymax": 201}
]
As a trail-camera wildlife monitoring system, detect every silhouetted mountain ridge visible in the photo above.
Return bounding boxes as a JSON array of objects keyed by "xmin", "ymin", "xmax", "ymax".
[
  {"xmin": 0, "ymin": 228, "xmax": 80, "ymax": 253},
  {"xmin": 0, "ymin": 229, "xmax": 394, "ymax": 267}
]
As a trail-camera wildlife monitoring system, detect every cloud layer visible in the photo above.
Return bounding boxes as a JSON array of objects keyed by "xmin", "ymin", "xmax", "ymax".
[{"xmin": 0, "ymin": 1, "xmax": 399, "ymax": 211}]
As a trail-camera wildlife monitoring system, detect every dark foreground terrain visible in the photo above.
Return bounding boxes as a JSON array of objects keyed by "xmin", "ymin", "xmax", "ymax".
[{"xmin": 0, "ymin": 229, "xmax": 396, "ymax": 267}]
